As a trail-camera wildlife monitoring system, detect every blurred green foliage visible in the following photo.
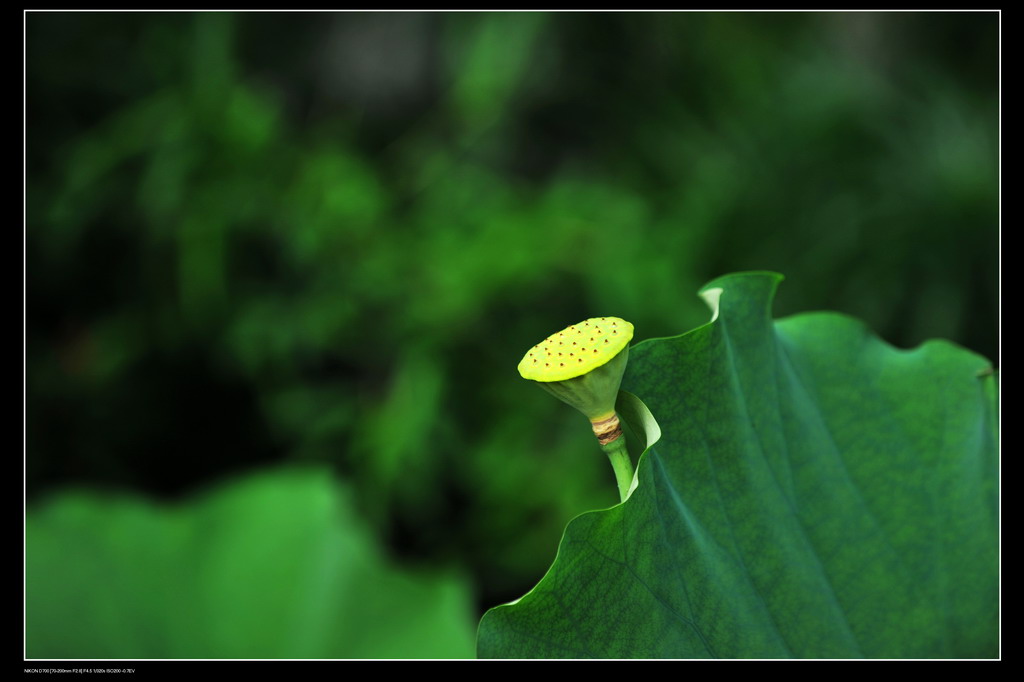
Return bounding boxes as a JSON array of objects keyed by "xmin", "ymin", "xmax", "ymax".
[
  {"xmin": 27, "ymin": 468, "xmax": 477, "ymax": 658},
  {"xmin": 27, "ymin": 10, "xmax": 998, "ymax": 649}
]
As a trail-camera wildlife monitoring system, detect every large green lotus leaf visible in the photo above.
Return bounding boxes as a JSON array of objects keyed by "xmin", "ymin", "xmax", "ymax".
[
  {"xmin": 478, "ymin": 272, "xmax": 998, "ymax": 658},
  {"xmin": 26, "ymin": 468, "xmax": 477, "ymax": 659}
]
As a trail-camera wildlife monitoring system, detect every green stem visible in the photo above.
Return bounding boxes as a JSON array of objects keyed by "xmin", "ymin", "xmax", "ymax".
[{"xmin": 600, "ymin": 435, "xmax": 634, "ymax": 503}]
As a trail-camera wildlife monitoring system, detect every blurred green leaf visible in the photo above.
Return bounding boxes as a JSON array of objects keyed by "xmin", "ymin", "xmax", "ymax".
[
  {"xmin": 447, "ymin": 12, "xmax": 548, "ymax": 128},
  {"xmin": 478, "ymin": 272, "xmax": 998, "ymax": 658},
  {"xmin": 27, "ymin": 468, "xmax": 477, "ymax": 659}
]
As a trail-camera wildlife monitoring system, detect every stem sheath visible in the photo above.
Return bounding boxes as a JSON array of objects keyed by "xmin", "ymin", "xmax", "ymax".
[{"xmin": 600, "ymin": 428, "xmax": 634, "ymax": 503}]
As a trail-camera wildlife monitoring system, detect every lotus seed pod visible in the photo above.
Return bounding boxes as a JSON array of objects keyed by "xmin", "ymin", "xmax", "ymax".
[{"xmin": 518, "ymin": 317, "xmax": 634, "ymax": 443}]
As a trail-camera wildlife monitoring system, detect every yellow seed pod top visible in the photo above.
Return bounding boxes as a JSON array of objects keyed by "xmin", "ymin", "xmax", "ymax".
[{"xmin": 518, "ymin": 317, "xmax": 634, "ymax": 382}]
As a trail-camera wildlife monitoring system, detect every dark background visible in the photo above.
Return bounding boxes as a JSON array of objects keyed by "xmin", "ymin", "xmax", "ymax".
[{"xmin": 26, "ymin": 10, "xmax": 998, "ymax": 628}]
